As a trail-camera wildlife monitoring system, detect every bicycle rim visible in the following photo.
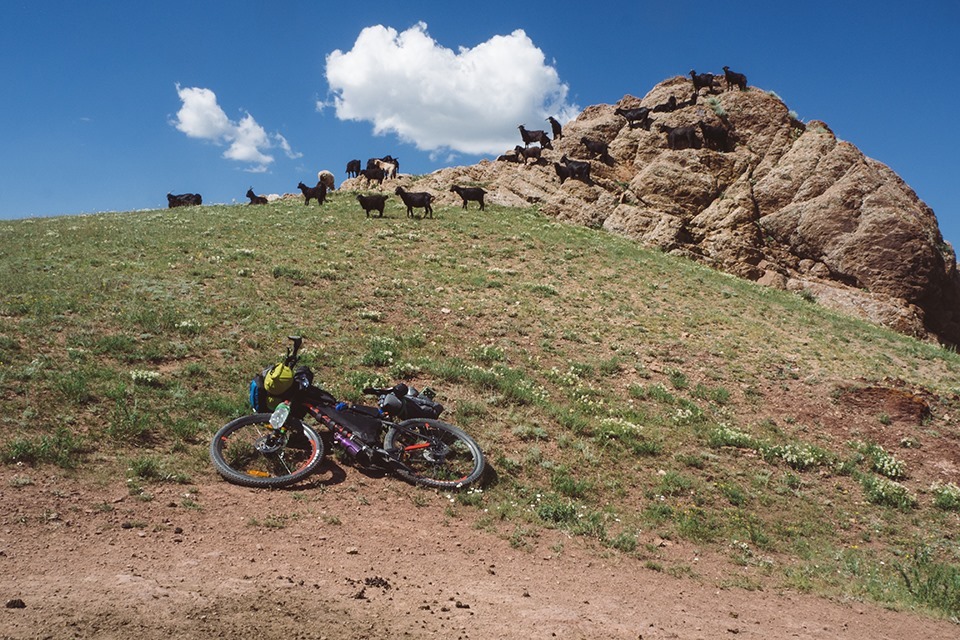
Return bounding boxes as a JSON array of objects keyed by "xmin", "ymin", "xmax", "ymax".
[
  {"xmin": 210, "ymin": 413, "xmax": 324, "ymax": 488},
  {"xmin": 384, "ymin": 419, "xmax": 485, "ymax": 489}
]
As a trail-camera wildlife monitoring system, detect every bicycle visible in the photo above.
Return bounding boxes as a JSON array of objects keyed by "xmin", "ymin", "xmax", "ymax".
[{"xmin": 209, "ymin": 336, "xmax": 486, "ymax": 490}]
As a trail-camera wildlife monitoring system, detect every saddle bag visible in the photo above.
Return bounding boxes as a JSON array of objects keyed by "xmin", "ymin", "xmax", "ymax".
[{"xmin": 329, "ymin": 403, "xmax": 383, "ymax": 444}]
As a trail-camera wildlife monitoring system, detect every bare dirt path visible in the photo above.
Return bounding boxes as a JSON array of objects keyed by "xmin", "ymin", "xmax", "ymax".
[{"xmin": 2, "ymin": 465, "xmax": 957, "ymax": 640}]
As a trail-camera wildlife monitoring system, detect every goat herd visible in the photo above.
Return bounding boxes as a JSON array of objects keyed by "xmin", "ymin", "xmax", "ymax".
[
  {"xmin": 498, "ymin": 66, "xmax": 749, "ymax": 187},
  {"xmin": 167, "ymin": 153, "xmax": 483, "ymax": 219},
  {"xmin": 167, "ymin": 66, "xmax": 748, "ymax": 217}
]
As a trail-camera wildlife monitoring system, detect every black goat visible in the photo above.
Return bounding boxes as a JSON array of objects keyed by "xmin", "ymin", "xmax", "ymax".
[
  {"xmin": 614, "ymin": 106, "xmax": 651, "ymax": 129},
  {"xmin": 518, "ymin": 125, "xmax": 553, "ymax": 149},
  {"xmin": 658, "ymin": 124, "xmax": 701, "ymax": 150},
  {"xmin": 296, "ymin": 181, "xmax": 326, "ymax": 206},
  {"xmin": 359, "ymin": 166, "xmax": 385, "ymax": 186},
  {"xmin": 723, "ymin": 66, "xmax": 747, "ymax": 91},
  {"xmin": 652, "ymin": 95, "xmax": 678, "ymax": 113},
  {"xmin": 689, "ymin": 69, "xmax": 717, "ymax": 92},
  {"xmin": 580, "ymin": 137, "xmax": 613, "ymax": 164},
  {"xmin": 559, "ymin": 155, "xmax": 592, "ymax": 184},
  {"xmin": 394, "ymin": 186, "xmax": 433, "ymax": 218},
  {"xmin": 553, "ymin": 163, "xmax": 573, "ymax": 184},
  {"xmin": 450, "ymin": 185, "xmax": 487, "ymax": 211},
  {"xmin": 546, "ymin": 116, "xmax": 563, "ymax": 140},
  {"xmin": 245, "ymin": 188, "xmax": 267, "ymax": 205},
  {"xmin": 514, "ymin": 144, "xmax": 544, "ymax": 165},
  {"xmin": 356, "ymin": 193, "xmax": 388, "ymax": 218},
  {"xmin": 346, "ymin": 159, "xmax": 361, "ymax": 178},
  {"xmin": 167, "ymin": 193, "xmax": 202, "ymax": 208},
  {"xmin": 698, "ymin": 121, "xmax": 734, "ymax": 152},
  {"xmin": 496, "ymin": 150, "xmax": 522, "ymax": 163}
]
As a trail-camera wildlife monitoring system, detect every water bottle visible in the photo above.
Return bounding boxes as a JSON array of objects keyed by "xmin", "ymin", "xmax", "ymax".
[{"xmin": 269, "ymin": 401, "xmax": 291, "ymax": 430}]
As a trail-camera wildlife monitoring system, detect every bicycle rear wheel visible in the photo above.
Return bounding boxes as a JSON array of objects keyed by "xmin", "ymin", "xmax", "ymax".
[
  {"xmin": 210, "ymin": 413, "xmax": 324, "ymax": 488},
  {"xmin": 383, "ymin": 419, "xmax": 485, "ymax": 490}
]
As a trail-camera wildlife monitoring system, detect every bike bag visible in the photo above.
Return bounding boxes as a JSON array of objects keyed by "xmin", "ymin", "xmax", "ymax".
[
  {"xmin": 249, "ymin": 368, "xmax": 281, "ymax": 412},
  {"xmin": 328, "ymin": 404, "xmax": 383, "ymax": 444},
  {"xmin": 400, "ymin": 394, "xmax": 444, "ymax": 420}
]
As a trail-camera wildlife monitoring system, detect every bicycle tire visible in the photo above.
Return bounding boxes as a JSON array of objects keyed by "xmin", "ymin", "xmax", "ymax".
[
  {"xmin": 383, "ymin": 419, "xmax": 485, "ymax": 490},
  {"xmin": 210, "ymin": 413, "xmax": 325, "ymax": 488}
]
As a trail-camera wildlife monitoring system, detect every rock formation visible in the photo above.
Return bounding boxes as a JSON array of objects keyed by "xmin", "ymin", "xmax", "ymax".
[{"xmin": 344, "ymin": 75, "xmax": 960, "ymax": 345}]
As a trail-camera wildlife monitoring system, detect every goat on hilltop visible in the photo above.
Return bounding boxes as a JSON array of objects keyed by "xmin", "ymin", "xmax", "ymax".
[
  {"xmin": 167, "ymin": 193, "xmax": 202, "ymax": 208},
  {"xmin": 518, "ymin": 125, "xmax": 553, "ymax": 149},
  {"xmin": 394, "ymin": 186, "xmax": 433, "ymax": 218},
  {"xmin": 246, "ymin": 188, "xmax": 268, "ymax": 205},
  {"xmin": 356, "ymin": 193, "xmax": 389, "ymax": 218},
  {"xmin": 689, "ymin": 69, "xmax": 717, "ymax": 92},
  {"xmin": 514, "ymin": 144, "xmax": 545, "ymax": 166},
  {"xmin": 614, "ymin": 106, "xmax": 651, "ymax": 129},
  {"xmin": 546, "ymin": 116, "xmax": 563, "ymax": 140},
  {"xmin": 297, "ymin": 181, "xmax": 326, "ymax": 206},
  {"xmin": 723, "ymin": 66, "xmax": 747, "ymax": 91}
]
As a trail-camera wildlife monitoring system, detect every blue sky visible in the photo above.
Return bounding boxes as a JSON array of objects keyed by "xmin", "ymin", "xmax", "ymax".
[{"xmin": 2, "ymin": 1, "xmax": 958, "ymax": 250}]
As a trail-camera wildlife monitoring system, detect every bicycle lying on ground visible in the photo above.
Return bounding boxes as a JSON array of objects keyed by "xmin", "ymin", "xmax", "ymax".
[{"xmin": 209, "ymin": 336, "xmax": 486, "ymax": 490}]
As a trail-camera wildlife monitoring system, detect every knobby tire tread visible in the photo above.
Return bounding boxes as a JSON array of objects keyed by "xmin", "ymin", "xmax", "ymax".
[
  {"xmin": 210, "ymin": 413, "xmax": 324, "ymax": 488},
  {"xmin": 383, "ymin": 419, "xmax": 485, "ymax": 490}
]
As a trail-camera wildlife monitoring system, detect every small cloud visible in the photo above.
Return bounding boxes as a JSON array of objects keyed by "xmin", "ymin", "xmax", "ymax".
[
  {"xmin": 274, "ymin": 133, "xmax": 303, "ymax": 159},
  {"xmin": 171, "ymin": 84, "xmax": 299, "ymax": 171},
  {"xmin": 324, "ymin": 23, "xmax": 579, "ymax": 156}
]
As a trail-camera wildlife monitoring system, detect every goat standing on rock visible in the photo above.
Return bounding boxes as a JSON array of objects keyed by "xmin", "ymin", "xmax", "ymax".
[
  {"xmin": 698, "ymin": 121, "xmax": 734, "ymax": 152},
  {"xmin": 518, "ymin": 125, "xmax": 553, "ymax": 149},
  {"xmin": 658, "ymin": 124, "xmax": 702, "ymax": 150},
  {"xmin": 723, "ymin": 66, "xmax": 747, "ymax": 91},
  {"xmin": 614, "ymin": 107, "xmax": 651, "ymax": 129},
  {"xmin": 556, "ymin": 155, "xmax": 592, "ymax": 184},
  {"xmin": 580, "ymin": 137, "xmax": 613, "ymax": 164},
  {"xmin": 514, "ymin": 145, "xmax": 544, "ymax": 166},
  {"xmin": 394, "ymin": 186, "xmax": 433, "ymax": 218},
  {"xmin": 689, "ymin": 69, "xmax": 717, "ymax": 92},
  {"xmin": 546, "ymin": 116, "xmax": 563, "ymax": 140}
]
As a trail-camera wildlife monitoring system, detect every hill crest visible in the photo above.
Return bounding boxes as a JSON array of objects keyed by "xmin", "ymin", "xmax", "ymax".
[{"xmin": 348, "ymin": 75, "xmax": 960, "ymax": 345}]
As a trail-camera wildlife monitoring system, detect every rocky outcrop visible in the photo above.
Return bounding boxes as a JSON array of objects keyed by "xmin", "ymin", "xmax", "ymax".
[{"xmin": 343, "ymin": 76, "xmax": 960, "ymax": 345}]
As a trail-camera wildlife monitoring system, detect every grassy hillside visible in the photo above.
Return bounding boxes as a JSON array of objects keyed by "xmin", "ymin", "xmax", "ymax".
[{"xmin": 2, "ymin": 192, "xmax": 959, "ymax": 618}]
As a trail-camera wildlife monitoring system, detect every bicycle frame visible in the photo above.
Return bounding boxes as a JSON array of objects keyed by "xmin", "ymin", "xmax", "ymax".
[{"xmin": 298, "ymin": 400, "xmax": 419, "ymax": 475}]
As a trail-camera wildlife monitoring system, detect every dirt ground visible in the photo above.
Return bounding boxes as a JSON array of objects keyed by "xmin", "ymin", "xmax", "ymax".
[{"xmin": 3, "ymin": 451, "xmax": 958, "ymax": 640}]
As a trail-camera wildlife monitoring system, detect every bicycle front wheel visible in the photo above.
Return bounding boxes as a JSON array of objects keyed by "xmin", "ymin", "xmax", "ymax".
[
  {"xmin": 210, "ymin": 413, "xmax": 325, "ymax": 488},
  {"xmin": 383, "ymin": 419, "xmax": 485, "ymax": 490}
]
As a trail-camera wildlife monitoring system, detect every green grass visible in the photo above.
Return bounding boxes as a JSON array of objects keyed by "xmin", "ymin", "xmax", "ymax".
[{"xmin": 3, "ymin": 193, "xmax": 960, "ymax": 618}]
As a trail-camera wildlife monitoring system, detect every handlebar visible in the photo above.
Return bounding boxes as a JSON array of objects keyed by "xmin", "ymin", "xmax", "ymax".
[{"xmin": 284, "ymin": 335, "xmax": 303, "ymax": 367}]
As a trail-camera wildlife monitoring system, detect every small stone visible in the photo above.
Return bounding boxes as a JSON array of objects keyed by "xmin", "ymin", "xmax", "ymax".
[{"xmin": 6, "ymin": 599, "xmax": 26, "ymax": 609}]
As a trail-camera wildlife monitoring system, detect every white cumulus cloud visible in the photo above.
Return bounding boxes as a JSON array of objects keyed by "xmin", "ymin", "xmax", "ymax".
[
  {"xmin": 171, "ymin": 84, "xmax": 300, "ymax": 171},
  {"xmin": 323, "ymin": 23, "xmax": 579, "ymax": 156}
]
